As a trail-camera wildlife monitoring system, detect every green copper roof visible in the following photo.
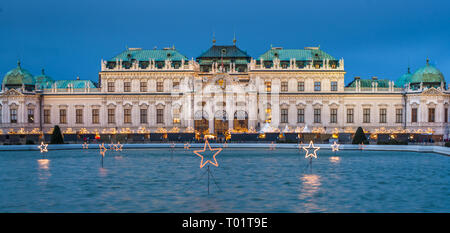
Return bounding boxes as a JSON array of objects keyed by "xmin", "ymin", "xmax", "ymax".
[
  {"xmin": 2, "ymin": 62, "xmax": 35, "ymax": 86},
  {"xmin": 52, "ymin": 80, "xmax": 97, "ymax": 89},
  {"xmin": 199, "ymin": 59, "xmax": 249, "ymax": 65},
  {"xmin": 197, "ymin": 45, "xmax": 251, "ymax": 60},
  {"xmin": 410, "ymin": 61, "xmax": 445, "ymax": 84},
  {"xmin": 395, "ymin": 68, "xmax": 412, "ymax": 87},
  {"xmin": 109, "ymin": 48, "xmax": 188, "ymax": 62},
  {"xmin": 259, "ymin": 48, "xmax": 336, "ymax": 61},
  {"xmin": 35, "ymin": 69, "xmax": 53, "ymax": 84},
  {"xmin": 347, "ymin": 78, "xmax": 394, "ymax": 88}
]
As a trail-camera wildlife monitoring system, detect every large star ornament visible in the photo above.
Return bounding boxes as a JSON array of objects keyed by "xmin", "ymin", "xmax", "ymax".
[
  {"xmin": 303, "ymin": 140, "xmax": 320, "ymax": 159},
  {"xmin": 193, "ymin": 139, "xmax": 222, "ymax": 168}
]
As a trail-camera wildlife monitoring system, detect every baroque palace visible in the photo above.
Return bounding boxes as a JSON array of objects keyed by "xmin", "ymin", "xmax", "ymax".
[{"xmin": 0, "ymin": 39, "xmax": 449, "ymax": 140}]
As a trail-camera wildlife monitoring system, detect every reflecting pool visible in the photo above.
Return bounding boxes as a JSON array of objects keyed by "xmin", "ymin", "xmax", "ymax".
[{"xmin": 0, "ymin": 148, "xmax": 448, "ymax": 212}]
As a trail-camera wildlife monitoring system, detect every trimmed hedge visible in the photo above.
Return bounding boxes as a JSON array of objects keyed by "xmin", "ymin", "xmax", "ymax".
[{"xmin": 352, "ymin": 127, "xmax": 368, "ymax": 144}]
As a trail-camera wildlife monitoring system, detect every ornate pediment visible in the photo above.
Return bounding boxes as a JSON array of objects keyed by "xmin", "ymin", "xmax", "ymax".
[
  {"xmin": 421, "ymin": 87, "xmax": 443, "ymax": 96},
  {"xmin": 1, "ymin": 89, "xmax": 24, "ymax": 97}
]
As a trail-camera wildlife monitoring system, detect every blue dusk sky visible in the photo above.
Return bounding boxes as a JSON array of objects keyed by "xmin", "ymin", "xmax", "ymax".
[{"xmin": 0, "ymin": 0, "xmax": 449, "ymax": 84}]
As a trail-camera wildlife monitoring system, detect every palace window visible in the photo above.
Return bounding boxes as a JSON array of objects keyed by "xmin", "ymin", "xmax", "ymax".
[
  {"xmin": 107, "ymin": 82, "xmax": 115, "ymax": 92},
  {"xmin": 124, "ymin": 109, "xmax": 131, "ymax": 124},
  {"xmin": 314, "ymin": 82, "xmax": 321, "ymax": 91},
  {"xmin": 314, "ymin": 109, "xmax": 321, "ymax": 123},
  {"xmin": 379, "ymin": 108, "xmax": 387, "ymax": 123},
  {"xmin": 281, "ymin": 81, "xmax": 288, "ymax": 92},
  {"xmin": 297, "ymin": 81, "xmax": 305, "ymax": 92},
  {"xmin": 265, "ymin": 81, "xmax": 272, "ymax": 92},
  {"xmin": 265, "ymin": 108, "xmax": 272, "ymax": 123},
  {"xmin": 173, "ymin": 81, "xmax": 180, "ymax": 90},
  {"xmin": 10, "ymin": 109, "xmax": 17, "ymax": 123},
  {"xmin": 411, "ymin": 108, "xmax": 417, "ymax": 122},
  {"xmin": 331, "ymin": 81, "xmax": 338, "ymax": 91},
  {"xmin": 428, "ymin": 108, "xmax": 435, "ymax": 122},
  {"xmin": 330, "ymin": 108, "xmax": 337, "ymax": 123},
  {"xmin": 297, "ymin": 109, "xmax": 305, "ymax": 123},
  {"xmin": 75, "ymin": 109, "xmax": 83, "ymax": 124},
  {"xmin": 92, "ymin": 109, "xmax": 99, "ymax": 124},
  {"xmin": 140, "ymin": 109, "xmax": 147, "ymax": 124},
  {"xmin": 173, "ymin": 108, "xmax": 181, "ymax": 124},
  {"xmin": 44, "ymin": 109, "xmax": 50, "ymax": 124},
  {"xmin": 108, "ymin": 109, "xmax": 115, "ymax": 124},
  {"xmin": 27, "ymin": 109, "xmax": 34, "ymax": 123},
  {"xmin": 396, "ymin": 109, "xmax": 403, "ymax": 123},
  {"xmin": 363, "ymin": 108, "xmax": 370, "ymax": 123},
  {"xmin": 157, "ymin": 109, "xmax": 164, "ymax": 124},
  {"xmin": 59, "ymin": 109, "xmax": 67, "ymax": 124},
  {"xmin": 445, "ymin": 108, "xmax": 448, "ymax": 123},
  {"xmin": 347, "ymin": 108, "xmax": 354, "ymax": 123},
  {"xmin": 280, "ymin": 109, "xmax": 288, "ymax": 123},
  {"xmin": 140, "ymin": 82, "xmax": 147, "ymax": 92},
  {"xmin": 157, "ymin": 81, "xmax": 164, "ymax": 92},
  {"xmin": 124, "ymin": 82, "xmax": 131, "ymax": 92}
]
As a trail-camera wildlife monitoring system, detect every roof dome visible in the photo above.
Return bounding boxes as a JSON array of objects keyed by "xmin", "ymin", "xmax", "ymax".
[
  {"xmin": 395, "ymin": 67, "xmax": 413, "ymax": 87},
  {"xmin": 34, "ymin": 69, "xmax": 54, "ymax": 89},
  {"xmin": 2, "ymin": 61, "xmax": 35, "ymax": 86},
  {"xmin": 35, "ymin": 69, "xmax": 53, "ymax": 83},
  {"xmin": 410, "ymin": 59, "xmax": 445, "ymax": 84}
]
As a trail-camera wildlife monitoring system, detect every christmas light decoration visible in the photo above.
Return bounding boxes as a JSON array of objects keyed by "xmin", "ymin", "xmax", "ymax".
[
  {"xmin": 331, "ymin": 141, "xmax": 340, "ymax": 152},
  {"xmin": 193, "ymin": 139, "xmax": 222, "ymax": 168},
  {"xmin": 37, "ymin": 141, "xmax": 48, "ymax": 153},
  {"xmin": 303, "ymin": 140, "xmax": 319, "ymax": 159}
]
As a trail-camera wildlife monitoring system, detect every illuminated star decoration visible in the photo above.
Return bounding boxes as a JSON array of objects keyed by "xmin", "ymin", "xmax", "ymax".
[
  {"xmin": 82, "ymin": 142, "xmax": 89, "ymax": 149},
  {"xmin": 303, "ymin": 140, "xmax": 320, "ymax": 159},
  {"xmin": 358, "ymin": 142, "xmax": 366, "ymax": 150},
  {"xmin": 113, "ymin": 141, "xmax": 123, "ymax": 151},
  {"xmin": 269, "ymin": 141, "xmax": 277, "ymax": 150},
  {"xmin": 99, "ymin": 143, "xmax": 107, "ymax": 157},
  {"xmin": 184, "ymin": 143, "xmax": 191, "ymax": 150},
  {"xmin": 38, "ymin": 141, "xmax": 48, "ymax": 153},
  {"xmin": 331, "ymin": 141, "xmax": 340, "ymax": 152},
  {"xmin": 193, "ymin": 139, "xmax": 222, "ymax": 168}
]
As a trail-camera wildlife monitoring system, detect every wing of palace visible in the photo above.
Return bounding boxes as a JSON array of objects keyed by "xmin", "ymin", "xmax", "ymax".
[{"xmin": 1, "ymin": 40, "xmax": 449, "ymax": 138}]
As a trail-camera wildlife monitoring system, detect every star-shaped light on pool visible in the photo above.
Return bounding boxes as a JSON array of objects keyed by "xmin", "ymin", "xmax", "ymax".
[
  {"xmin": 99, "ymin": 143, "xmax": 107, "ymax": 157},
  {"xmin": 331, "ymin": 141, "xmax": 340, "ymax": 152},
  {"xmin": 38, "ymin": 141, "xmax": 48, "ymax": 153},
  {"xmin": 193, "ymin": 139, "xmax": 222, "ymax": 168},
  {"xmin": 303, "ymin": 140, "xmax": 320, "ymax": 159},
  {"xmin": 358, "ymin": 142, "xmax": 366, "ymax": 150}
]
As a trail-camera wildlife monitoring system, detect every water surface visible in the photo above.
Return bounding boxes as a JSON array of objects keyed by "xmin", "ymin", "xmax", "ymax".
[{"xmin": 0, "ymin": 148, "xmax": 448, "ymax": 212}]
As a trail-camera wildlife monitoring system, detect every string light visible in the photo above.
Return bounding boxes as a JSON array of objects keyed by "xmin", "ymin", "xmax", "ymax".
[
  {"xmin": 331, "ymin": 141, "xmax": 340, "ymax": 152},
  {"xmin": 193, "ymin": 139, "xmax": 222, "ymax": 168},
  {"xmin": 82, "ymin": 142, "xmax": 89, "ymax": 149},
  {"xmin": 37, "ymin": 141, "xmax": 48, "ymax": 153},
  {"xmin": 269, "ymin": 141, "xmax": 277, "ymax": 150},
  {"xmin": 303, "ymin": 140, "xmax": 319, "ymax": 159},
  {"xmin": 358, "ymin": 142, "xmax": 366, "ymax": 150},
  {"xmin": 99, "ymin": 143, "xmax": 107, "ymax": 157}
]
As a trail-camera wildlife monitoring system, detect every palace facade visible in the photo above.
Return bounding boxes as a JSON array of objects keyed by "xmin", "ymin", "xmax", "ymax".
[{"xmin": 1, "ymin": 40, "xmax": 449, "ymax": 139}]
